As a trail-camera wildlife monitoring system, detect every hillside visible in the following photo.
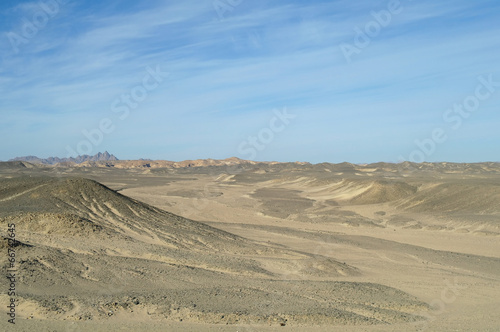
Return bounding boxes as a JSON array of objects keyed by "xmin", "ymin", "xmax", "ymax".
[{"xmin": 0, "ymin": 176, "xmax": 431, "ymax": 327}]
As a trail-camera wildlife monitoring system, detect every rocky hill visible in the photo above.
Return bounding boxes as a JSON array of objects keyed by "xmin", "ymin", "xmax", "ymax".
[
  {"xmin": 9, "ymin": 151, "xmax": 118, "ymax": 165},
  {"xmin": 0, "ymin": 176, "xmax": 428, "ymax": 326}
]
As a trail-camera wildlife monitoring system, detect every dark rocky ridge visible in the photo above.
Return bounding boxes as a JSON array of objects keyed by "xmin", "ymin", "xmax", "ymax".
[{"xmin": 9, "ymin": 151, "xmax": 118, "ymax": 165}]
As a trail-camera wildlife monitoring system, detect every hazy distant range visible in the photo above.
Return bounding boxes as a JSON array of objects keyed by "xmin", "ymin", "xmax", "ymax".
[{"xmin": 9, "ymin": 151, "xmax": 119, "ymax": 165}]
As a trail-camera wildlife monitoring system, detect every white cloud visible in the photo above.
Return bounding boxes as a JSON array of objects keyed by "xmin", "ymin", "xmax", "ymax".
[{"xmin": 1, "ymin": 0, "xmax": 499, "ymax": 162}]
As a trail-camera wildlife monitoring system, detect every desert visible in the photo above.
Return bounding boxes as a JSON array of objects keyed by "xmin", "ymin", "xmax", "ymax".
[
  {"xmin": 2, "ymin": 2, "xmax": 499, "ymax": 330},
  {"xmin": 1, "ymin": 157, "xmax": 499, "ymax": 331}
]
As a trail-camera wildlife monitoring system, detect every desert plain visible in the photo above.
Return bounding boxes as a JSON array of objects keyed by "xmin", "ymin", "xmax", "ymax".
[{"xmin": 1, "ymin": 159, "xmax": 499, "ymax": 331}]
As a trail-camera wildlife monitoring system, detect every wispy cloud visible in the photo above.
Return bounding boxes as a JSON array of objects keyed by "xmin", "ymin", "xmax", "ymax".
[{"xmin": 1, "ymin": 0, "xmax": 499, "ymax": 162}]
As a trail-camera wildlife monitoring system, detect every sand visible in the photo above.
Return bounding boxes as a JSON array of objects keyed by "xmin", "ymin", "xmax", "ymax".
[{"xmin": 0, "ymin": 160, "xmax": 499, "ymax": 331}]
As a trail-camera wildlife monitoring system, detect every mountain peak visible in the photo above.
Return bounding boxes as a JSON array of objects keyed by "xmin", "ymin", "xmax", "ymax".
[{"xmin": 9, "ymin": 152, "xmax": 119, "ymax": 165}]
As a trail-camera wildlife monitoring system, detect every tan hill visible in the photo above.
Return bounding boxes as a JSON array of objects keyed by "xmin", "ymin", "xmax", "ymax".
[
  {"xmin": 0, "ymin": 176, "xmax": 431, "ymax": 326},
  {"xmin": 0, "ymin": 161, "xmax": 40, "ymax": 169},
  {"xmin": 395, "ymin": 181, "xmax": 500, "ymax": 214},
  {"xmin": 0, "ymin": 177, "xmax": 295, "ymax": 263},
  {"xmin": 67, "ymin": 157, "xmax": 280, "ymax": 169},
  {"xmin": 223, "ymin": 163, "xmax": 500, "ymax": 234}
]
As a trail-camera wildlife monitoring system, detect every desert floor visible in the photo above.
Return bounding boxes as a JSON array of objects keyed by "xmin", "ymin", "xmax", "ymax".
[{"xmin": 1, "ymin": 162, "xmax": 499, "ymax": 331}]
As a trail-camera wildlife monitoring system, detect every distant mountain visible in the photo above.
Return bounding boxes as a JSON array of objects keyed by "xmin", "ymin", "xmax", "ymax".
[{"xmin": 9, "ymin": 151, "xmax": 118, "ymax": 165}]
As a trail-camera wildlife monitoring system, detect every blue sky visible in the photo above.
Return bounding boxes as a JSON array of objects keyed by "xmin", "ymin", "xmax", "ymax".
[{"xmin": 1, "ymin": 0, "xmax": 499, "ymax": 163}]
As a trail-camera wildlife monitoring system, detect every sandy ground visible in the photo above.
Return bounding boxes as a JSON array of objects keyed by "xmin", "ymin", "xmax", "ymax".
[{"xmin": 1, "ymin": 162, "xmax": 499, "ymax": 331}]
